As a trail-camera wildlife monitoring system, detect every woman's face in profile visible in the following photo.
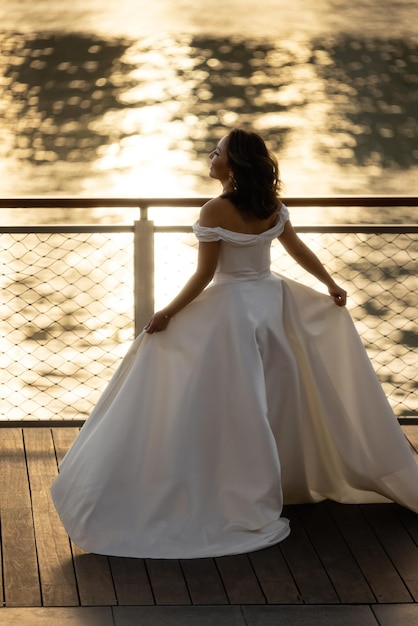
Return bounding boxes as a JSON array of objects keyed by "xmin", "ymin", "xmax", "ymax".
[{"xmin": 209, "ymin": 136, "xmax": 229, "ymax": 181}]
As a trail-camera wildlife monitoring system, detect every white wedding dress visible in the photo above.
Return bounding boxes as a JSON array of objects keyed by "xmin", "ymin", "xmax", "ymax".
[{"xmin": 51, "ymin": 205, "xmax": 418, "ymax": 559}]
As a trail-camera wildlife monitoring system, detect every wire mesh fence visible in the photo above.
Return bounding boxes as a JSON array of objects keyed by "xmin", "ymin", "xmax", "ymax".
[
  {"xmin": 1, "ymin": 224, "xmax": 417, "ymax": 422},
  {"xmin": 1, "ymin": 231, "xmax": 134, "ymax": 421}
]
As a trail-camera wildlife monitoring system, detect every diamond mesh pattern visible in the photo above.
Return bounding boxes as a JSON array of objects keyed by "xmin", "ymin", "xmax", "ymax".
[
  {"xmin": 1, "ymin": 232, "xmax": 134, "ymax": 420},
  {"xmin": 1, "ymin": 228, "xmax": 416, "ymax": 420}
]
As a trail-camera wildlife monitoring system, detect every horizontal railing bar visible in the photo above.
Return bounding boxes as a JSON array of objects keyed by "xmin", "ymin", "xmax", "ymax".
[
  {"xmin": 2, "ymin": 224, "xmax": 417, "ymax": 235},
  {"xmin": 296, "ymin": 225, "xmax": 418, "ymax": 233},
  {"xmin": 286, "ymin": 196, "xmax": 418, "ymax": 208},
  {"xmin": 0, "ymin": 196, "xmax": 417, "ymax": 209},
  {"xmin": 155, "ymin": 225, "xmax": 418, "ymax": 234},
  {"xmin": 0, "ymin": 418, "xmax": 413, "ymax": 427},
  {"xmin": 0, "ymin": 197, "xmax": 209, "ymax": 209},
  {"xmin": 0, "ymin": 225, "xmax": 134, "ymax": 234},
  {"xmin": 0, "ymin": 420, "xmax": 85, "ymax": 428}
]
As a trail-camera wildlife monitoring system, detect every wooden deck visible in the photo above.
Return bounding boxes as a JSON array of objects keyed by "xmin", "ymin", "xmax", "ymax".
[{"xmin": 0, "ymin": 426, "xmax": 417, "ymax": 611}]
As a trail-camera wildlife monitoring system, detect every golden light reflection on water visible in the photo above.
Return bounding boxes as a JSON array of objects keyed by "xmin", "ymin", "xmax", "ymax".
[
  {"xmin": 2, "ymin": 0, "xmax": 418, "ymax": 40},
  {"xmin": 0, "ymin": 30, "xmax": 417, "ymax": 214}
]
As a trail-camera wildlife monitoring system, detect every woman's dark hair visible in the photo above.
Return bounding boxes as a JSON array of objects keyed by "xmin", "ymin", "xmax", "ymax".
[{"xmin": 222, "ymin": 128, "xmax": 281, "ymax": 219}]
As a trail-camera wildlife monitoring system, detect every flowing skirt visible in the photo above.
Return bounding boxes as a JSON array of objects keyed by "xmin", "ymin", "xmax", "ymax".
[{"xmin": 51, "ymin": 274, "xmax": 418, "ymax": 558}]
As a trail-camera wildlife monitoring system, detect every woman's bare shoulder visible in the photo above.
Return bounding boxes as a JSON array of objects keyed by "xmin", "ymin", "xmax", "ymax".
[{"xmin": 199, "ymin": 196, "xmax": 232, "ymax": 227}]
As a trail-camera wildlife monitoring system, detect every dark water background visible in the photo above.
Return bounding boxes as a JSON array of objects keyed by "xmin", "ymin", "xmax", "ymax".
[{"xmin": 0, "ymin": 0, "xmax": 417, "ymax": 224}]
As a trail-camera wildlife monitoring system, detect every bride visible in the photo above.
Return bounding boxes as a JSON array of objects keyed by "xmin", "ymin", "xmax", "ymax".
[{"xmin": 51, "ymin": 128, "xmax": 418, "ymax": 559}]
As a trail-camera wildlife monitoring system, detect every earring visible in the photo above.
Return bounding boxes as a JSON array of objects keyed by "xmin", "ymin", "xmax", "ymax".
[{"xmin": 229, "ymin": 172, "xmax": 238, "ymax": 192}]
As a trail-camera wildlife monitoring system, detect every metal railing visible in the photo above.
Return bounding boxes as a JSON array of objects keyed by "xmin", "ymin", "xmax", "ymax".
[{"xmin": 0, "ymin": 196, "xmax": 417, "ymax": 425}]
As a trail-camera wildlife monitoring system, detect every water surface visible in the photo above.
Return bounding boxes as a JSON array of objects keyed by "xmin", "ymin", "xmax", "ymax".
[{"xmin": 0, "ymin": 0, "xmax": 417, "ymax": 222}]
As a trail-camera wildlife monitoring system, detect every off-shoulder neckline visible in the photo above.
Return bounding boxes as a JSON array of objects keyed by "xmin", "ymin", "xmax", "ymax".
[{"xmin": 195, "ymin": 205, "xmax": 288, "ymax": 238}]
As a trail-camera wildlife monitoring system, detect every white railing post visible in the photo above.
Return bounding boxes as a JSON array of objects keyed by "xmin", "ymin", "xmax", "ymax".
[{"xmin": 134, "ymin": 206, "xmax": 154, "ymax": 336}]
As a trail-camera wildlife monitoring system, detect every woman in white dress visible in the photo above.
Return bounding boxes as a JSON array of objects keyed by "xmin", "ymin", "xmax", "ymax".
[{"xmin": 51, "ymin": 129, "xmax": 418, "ymax": 559}]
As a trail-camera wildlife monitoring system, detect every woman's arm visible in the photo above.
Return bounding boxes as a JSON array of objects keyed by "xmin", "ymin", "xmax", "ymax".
[
  {"xmin": 278, "ymin": 220, "xmax": 347, "ymax": 306},
  {"xmin": 145, "ymin": 199, "xmax": 225, "ymax": 333},
  {"xmin": 144, "ymin": 240, "xmax": 220, "ymax": 333}
]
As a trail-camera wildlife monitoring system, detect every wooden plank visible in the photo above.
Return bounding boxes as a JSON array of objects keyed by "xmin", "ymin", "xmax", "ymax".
[
  {"xmin": 51, "ymin": 428, "xmax": 117, "ymax": 606},
  {"xmin": 72, "ymin": 545, "xmax": 117, "ymax": 606},
  {"xmin": 0, "ymin": 607, "xmax": 115, "ymax": 625},
  {"xmin": 51, "ymin": 427, "xmax": 80, "ymax": 465},
  {"xmin": 397, "ymin": 504, "xmax": 418, "ymax": 545},
  {"xmin": 180, "ymin": 558, "xmax": 229, "ymax": 605},
  {"xmin": 109, "ymin": 557, "xmax": 155, "ymax": 605},
  {"xmin": 24, "ymin": 428, "xmax": 79, "ymax": 606},
  {"xmin": 279, "ymin": 505, "xmax": 339, "ymax": 604},
  {"xmin": 0, "ymin": 428, "xmax": 41, "ymax": 606},
  {"xmin": 402, "ymin": 426, "xmax": 418, "ymax": 457},
  {"xmin": 249, "ymin": 545, "xmax": 301, "ymax": 604},
  {"xmin": 215, "ymin": 554, "xmax": 266, "ymax": 604},
  {"xmin": 0, "ymin": 511, "xmax": 3, "ymax": 609},
  {"xmin": 362, "ymin": 503, "xmax": 418, "ymax": 601},
  {"xmin": 297, "ymin": 502, "xmax": 375, "ymax": 603},
  {"xmin": 145, "ymin": 559, "xmax": 191, "ymax": 605},
  {"xmin": 327, "ymin": 502, "xmax": 412, "ymax": 603}
]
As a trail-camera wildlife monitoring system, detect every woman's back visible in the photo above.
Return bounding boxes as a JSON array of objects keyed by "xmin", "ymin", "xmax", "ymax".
[
  {"xmin": 199, "ymin": 196, "xmax": 281, "ymax": 235},
  {"xmin": 193, "ymin": 204, "xmax": 290, "ymax": 283}
]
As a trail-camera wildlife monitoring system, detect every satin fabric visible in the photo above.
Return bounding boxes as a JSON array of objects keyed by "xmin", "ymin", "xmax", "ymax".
[{"xmin": 51, "ymin": 205, "xmax": 418, "ymax": 558}]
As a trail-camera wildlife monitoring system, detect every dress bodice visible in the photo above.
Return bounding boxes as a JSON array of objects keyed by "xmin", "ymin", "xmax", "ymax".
[{"xmin": 193, "ymin": 204, "xmax": 289, "ymax": 283}]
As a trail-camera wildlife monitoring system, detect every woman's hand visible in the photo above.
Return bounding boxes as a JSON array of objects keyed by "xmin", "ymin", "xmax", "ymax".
[
  {"xmin": 328, "ymin": 283, "xmax": 347, "ymax": 307},
  {"xmin": 144, "ymin": 311, "xmax": 171, "ymax": 334},
  {"xmin": 142, "ymin": 238, "xmax": 220, "ymax": 335}
]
